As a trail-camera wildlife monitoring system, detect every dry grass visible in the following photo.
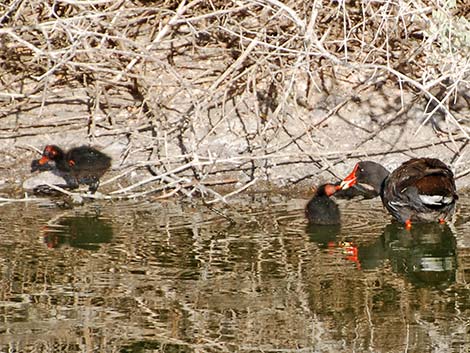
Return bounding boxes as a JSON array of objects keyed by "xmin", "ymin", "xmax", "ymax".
[{"xmin": 1, "ymin": 0, "xmax": 470, "ymax": 200}]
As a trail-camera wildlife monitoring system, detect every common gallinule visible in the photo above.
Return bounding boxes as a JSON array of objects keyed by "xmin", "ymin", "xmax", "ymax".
[
  {"xmin": 339, "ymin": 158, "xmax": 458, "ymax": 228},
  {"xmin": 31, "ymin": 145, "xmax": 111, "ymax": 193},
  {"xmin": 305, "ymin": 183, "xmax": 341, "ymax": 225}
]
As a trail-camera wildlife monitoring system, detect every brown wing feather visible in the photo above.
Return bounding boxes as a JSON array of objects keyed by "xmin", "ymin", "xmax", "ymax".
[{"xmin": 391, "ymin": 158, "xmax": 456, "ymax": 197}]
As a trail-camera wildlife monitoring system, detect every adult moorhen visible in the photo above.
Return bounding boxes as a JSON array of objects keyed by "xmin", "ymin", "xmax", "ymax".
[
  {"xmin": 305, "ymin": 183, "xmax": 341, "ymax": 225},
  {"xmin": 31, "ymin": 145, "xmax": 112, "ymax": 193},
  {"xmin": 339, "ymin": 158, "xmax": 458, "ymax": 228}
]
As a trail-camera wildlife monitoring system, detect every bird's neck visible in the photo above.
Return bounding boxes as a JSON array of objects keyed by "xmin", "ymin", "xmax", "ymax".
[{"xmin": 54, "ymin": 155, "xmax": 70, "ymax": 171}]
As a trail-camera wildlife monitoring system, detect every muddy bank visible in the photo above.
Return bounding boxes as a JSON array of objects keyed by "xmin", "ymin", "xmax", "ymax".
[
  {"xmin": 8, "ymin": 88, "xmax": 470, "ymax": 202},
  {"xmin": 1, "ymin": 1, "xmax": 470, "ymax": 201}
]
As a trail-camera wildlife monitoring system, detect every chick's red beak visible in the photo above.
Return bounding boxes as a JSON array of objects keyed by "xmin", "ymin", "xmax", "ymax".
[
  {"xmin": 38, "ymin": 156, "xmax": 50, "ymax": 165},
  {"xmin": 339, "ymin": 164, "xmax": 359, "ymax": 190},
  {"xmin": 324, "ymin": 184, "xmax": 338, "ymax": 197}
]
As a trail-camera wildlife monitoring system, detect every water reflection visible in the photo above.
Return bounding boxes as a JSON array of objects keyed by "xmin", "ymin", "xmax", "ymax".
[
  {"xmin": 0, "ymin": 198, "xmax": 468, "ymax": 353},
  {"xmin": 306, "ymin": 224, "xmax": 360, "ymax": 266},
  {"xmin": 307, "ymin": 221, "xmax": 457, "ymax": 287},
  {"xmin": 306, "ymin": 224, "xmax": 341, "ymax": 248},
  {"xmin": 360, "ymin": 223, "xmax": 457, "ymax": 286},
  {"xmin": 42, "ymin": 214, "xmax": 113, "ymax": 250}
]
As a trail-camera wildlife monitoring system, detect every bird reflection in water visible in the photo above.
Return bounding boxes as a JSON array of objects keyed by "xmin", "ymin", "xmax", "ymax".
[
  {"xmin": 307, "ymin": 222, "xmax": 457, "ymax": 286},
  {"xmin": 42, "ymin": 215, "xmax": 113, "ymax": 250},
  {"xmin": 359, "ymin": 223, "xmax": 457, "ymax": 286},
  {"xmin": 306, "ymin": 224, "xmax": 360, "ymax": 268}
]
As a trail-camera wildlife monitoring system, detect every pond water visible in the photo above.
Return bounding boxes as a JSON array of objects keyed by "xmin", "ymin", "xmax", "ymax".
[{"xmin": 1, "ymin": 193, "xmax": 470, "ymax": 353}]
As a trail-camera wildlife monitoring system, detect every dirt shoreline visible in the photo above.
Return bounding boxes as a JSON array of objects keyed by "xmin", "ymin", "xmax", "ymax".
[
  {"xmin": 2, "ymin": 2, "xmax": 470, "ymax": 200},
  {"xmin": 9, "ymin": 105, "xmax": 470, "ymax": 202}
]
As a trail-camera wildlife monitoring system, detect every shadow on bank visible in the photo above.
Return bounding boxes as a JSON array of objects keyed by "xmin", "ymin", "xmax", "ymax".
[{"xmin": 307, "ymin": 222, "xmax": 457, "ymax": 287}]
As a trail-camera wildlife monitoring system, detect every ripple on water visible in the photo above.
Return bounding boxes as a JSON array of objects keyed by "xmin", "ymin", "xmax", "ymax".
[{"xmin": 0, "ymin": 194, "xmax": 467, "ymax": 352}]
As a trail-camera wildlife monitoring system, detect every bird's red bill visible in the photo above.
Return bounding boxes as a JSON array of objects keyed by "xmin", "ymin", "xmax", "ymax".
[
  {"xmin": 38, "ymin": 156, "xmax": 50, "ymax": 165},
  {"xmin": 324, "ymin": 184, "xmax": 338, "ymax": 196},
  {"xmin": 340, "ymin": 163, "xmax": 359, "ymax": 190}
]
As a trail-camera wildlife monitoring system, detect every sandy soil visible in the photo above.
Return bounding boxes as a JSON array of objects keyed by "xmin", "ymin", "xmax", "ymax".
[
  {"xmin": 6, "ymin": 80, "xmax": 470, "ymax": 200},
  {"xmin": 1, "ymin": 1, "xmax": 470, "ymax": 201}
]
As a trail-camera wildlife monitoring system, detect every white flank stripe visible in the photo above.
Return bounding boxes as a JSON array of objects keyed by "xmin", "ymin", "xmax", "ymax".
[{"xmin": 419, "ymin": 195, "xmax": 453, "ymax": 205}]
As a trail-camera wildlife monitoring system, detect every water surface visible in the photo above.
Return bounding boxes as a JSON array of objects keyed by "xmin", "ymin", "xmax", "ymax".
[{"xmin": 0, "ymin": 194, "xmax": 470, "ymax": 352}]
